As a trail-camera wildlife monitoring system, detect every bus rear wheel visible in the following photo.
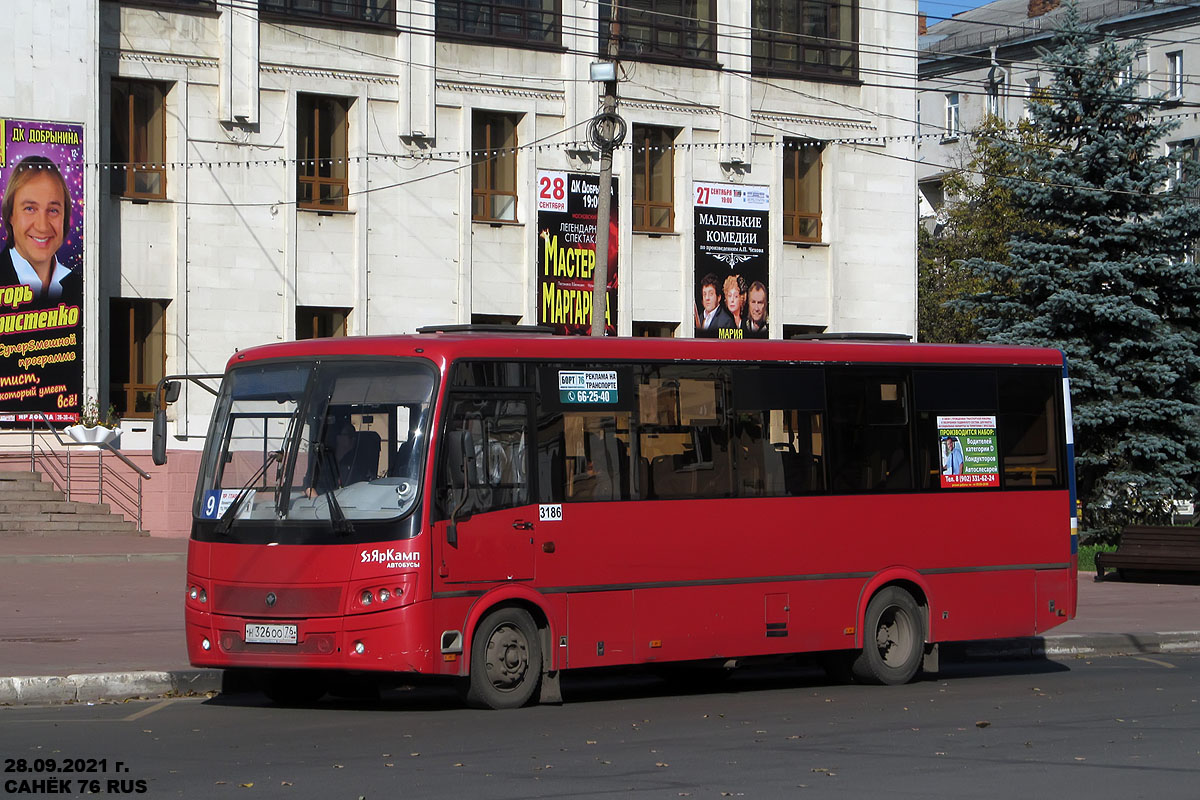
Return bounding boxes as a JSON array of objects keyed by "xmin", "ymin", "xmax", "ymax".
[
  {"xmin": 466, "ymin": 607, "xmax": 542, "ymax": 709},
  {"xmin": 852, "ymin": 587, "xmax": 924, "ymax": 685}
]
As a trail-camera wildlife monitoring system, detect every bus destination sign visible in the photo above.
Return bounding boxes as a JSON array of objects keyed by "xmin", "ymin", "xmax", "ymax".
[{"xmin": 559, "ymin": 370, "xmax": 618, "ymax": 404}]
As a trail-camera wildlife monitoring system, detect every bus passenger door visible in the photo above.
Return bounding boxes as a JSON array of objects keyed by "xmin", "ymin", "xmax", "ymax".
[{"xmin": 435, "ymin": 394, "xmax": 537, "ymax": 583}]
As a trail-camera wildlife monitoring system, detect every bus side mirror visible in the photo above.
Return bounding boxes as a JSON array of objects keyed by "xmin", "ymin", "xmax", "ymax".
[
  {"xmin": 163, "ymin": 380, "xmax": 181, "ymax": 404},
  {"xmin": 152, "ymin": 409, "xmax": 168, "ymax": 466}
]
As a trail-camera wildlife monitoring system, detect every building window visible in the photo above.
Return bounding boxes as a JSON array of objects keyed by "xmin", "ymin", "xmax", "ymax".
[
  {"xmin": 944, "ymin": 92, "xmax": 960, "ymax": 139},
  {"xmin": 599, "ymin": 0, "xmax": 715, "ymax": 64},
  {"xmin": 986, "ymin": 78, "xmax": 1004, "ymax": 120},
  {"xmin": 1168, "ymin": 51, "xmax": 1184, "ymax": 99},
  {"xmin": 472, "ymin": 112, "xmax": 519, "ymax": 222},
  {"xmin": 298, "ymin": 94, "xmax": 350, "ymax": 211},
  {"xmin": 109, "ymin": 299, "xmax": 168, "ymax": 418},
  {"xmin": 783, "ymin": 141, "xmax": 821, "ymax": 243},
  {"xmin": 436, "ymin": 0, "xmax": 559, "ymax": 46},
  {"xmin": 110, "ymin": 79, "xmax": 167, "ymax": 199},
  {"xmin": 632, "ymin": 125, "xmax": 674, "ymax": 232},
  {"xmin": 1024, "ymin": 76, "xmax": 1042, "ymax": 119},
  {"xmin": 471, "ymin": 314, "xmax": 522, "ymax": 326},
  {"xmin": 261, "ymin": 0, "xmax": 395, "ymax": 27},
  {"xmin": 296, "ymin": 306, "xmax": 350, "ymax": 339},
  {"xmin": 633, "ymin": 321, "xmax": 678, "ymax": 337},
  {"xmin": 751, "ymin": 0, "xmax": 857, "ymax": 81}
]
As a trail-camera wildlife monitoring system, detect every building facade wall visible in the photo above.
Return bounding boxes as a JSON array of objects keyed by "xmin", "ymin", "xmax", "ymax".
[
  {"xmin": 4, "ymin": 0, "xmax": 918, "ymax": 535},
  {"xmin": 918, "ymin": 0, "xmax": 1200, "ymax": 214}
]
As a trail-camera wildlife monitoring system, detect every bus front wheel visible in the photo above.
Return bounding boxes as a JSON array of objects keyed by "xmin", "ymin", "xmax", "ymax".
[
  {"xmin": 466, "ymin": 607, "xmax": 542, "ymax": 709},
  {"xmin": 852, "ymin": 587, "xmax": 924, "ymax": 685}
]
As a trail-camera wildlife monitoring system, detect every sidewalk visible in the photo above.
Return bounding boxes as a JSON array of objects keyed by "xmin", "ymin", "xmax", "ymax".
[{"xmin": 1, "ymin": 532, "xmax": 1198, "ymax": 705}]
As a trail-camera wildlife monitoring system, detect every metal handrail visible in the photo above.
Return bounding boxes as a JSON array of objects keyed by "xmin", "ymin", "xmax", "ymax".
[{"xmin": 2, "ymin": 413, "xmax": 152, "ymax": 531}]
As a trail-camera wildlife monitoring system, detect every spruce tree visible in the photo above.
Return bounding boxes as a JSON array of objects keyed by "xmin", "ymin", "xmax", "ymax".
[
  {"xmin": 920, "ymin": 116, "xmax": 1044, "ymax": 343},
  {"xmin": 961, "ymin": 3, "xmax": 1200, "ymax": 536}
]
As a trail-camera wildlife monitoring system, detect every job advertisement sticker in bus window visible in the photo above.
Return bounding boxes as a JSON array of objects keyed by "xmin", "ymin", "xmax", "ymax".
[
  {"xmin": 558, "ymin": 370, "xmax": 618, "ymax": 404},
  {"xmin": 936, "ymin": 416, "xmax": 999, "ymax": 488}
]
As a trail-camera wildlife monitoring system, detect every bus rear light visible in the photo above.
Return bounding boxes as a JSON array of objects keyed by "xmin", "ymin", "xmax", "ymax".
[
  {"xmin": 353, "ymin": 641, "xmax": 365, "ymax": 654},
  {"xmin": 201, "ymin": 637, "xmax": 211, "ymax": 651}
]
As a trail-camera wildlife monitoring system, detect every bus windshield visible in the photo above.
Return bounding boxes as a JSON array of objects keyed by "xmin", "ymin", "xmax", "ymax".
[{"xmin": 196, "ymin": 359, "xmax": 437, "ymax": 526}]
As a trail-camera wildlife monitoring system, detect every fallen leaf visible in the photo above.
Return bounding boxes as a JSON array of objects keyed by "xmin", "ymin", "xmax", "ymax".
[
  {"xmin": 410, "ymin": 753, "xmax": 420, "ymax": 757},
  {"xmin": 976, "ymin": 721, "xmax": 991, "ymax": 728},
  {"xmin": 454, "ymin": 763, "xmax": 464, "ymax": 767},
  {"xmin": 586, "ymin": 740, "xmax": 597, "ymax": 745},
  {"xmin": 239, "ymin": 783, "xmax": 253, "ymax": 788},
  {"xmin": 280, "ymin": 781, "xmax": 292, "ymax": 786},
  {"xmin": 656, "ymin": 761, "xmax": 669, "ymax": 767}
]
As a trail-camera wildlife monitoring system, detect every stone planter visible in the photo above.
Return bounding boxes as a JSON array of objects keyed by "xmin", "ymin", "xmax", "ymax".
[{"xmin": 65, "ymin": 424, "xmax": 121, "ymax": 451}]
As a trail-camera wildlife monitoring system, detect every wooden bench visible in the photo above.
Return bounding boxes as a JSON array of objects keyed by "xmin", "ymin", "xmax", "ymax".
[{"xmin": 1095, "ymin": 525, "xmax": 1200, "ymax": 580}]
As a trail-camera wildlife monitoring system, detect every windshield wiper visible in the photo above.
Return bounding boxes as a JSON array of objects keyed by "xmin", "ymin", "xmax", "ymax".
[
  {"xmin": 314, "ymin": 442, "xmax": 355, "ymax": 537},
  {"xmin": 215, "ymin": 451, "xmax": 282, "ymax": 535}
]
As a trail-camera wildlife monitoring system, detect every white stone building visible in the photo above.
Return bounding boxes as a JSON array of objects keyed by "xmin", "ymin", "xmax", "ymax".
[
  {"xmin": 918, "ymin": 0, "xmax": 1200, "ymax": 218},
  {"xmin": 4, "ymin": 0, "xmax": 918, "ymax": 534}
]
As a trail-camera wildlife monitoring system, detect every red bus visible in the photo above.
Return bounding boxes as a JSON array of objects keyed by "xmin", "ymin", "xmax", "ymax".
[{"xmin": 159, "ymin": 328, "xmax": 1077, "ymax": 708}]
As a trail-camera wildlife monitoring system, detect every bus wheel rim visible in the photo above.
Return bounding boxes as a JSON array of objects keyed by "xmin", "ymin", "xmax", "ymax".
[
  {"xmin": 484, "ymin": 623, "xmax": 529, "ymax": 691},
  {"xmin": 875, "ymin": 605, "xmax": 914, "ymax": 667}
]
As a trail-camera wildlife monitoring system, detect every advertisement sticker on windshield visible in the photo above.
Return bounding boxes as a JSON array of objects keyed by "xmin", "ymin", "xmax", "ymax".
[{"xmin": 558, "ymin": 370, "xmax": 618, "ymax": 404}]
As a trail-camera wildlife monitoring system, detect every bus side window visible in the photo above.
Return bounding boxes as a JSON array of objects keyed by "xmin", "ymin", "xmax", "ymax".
[
  {"xmin": 998, "ymin": 369, "xmax": 1062, "ymax": 488},
  {"xmin": 826, "ymin": 371, "xmax": 912, "ymax": 493},
  {"xmin": 438, "ymin": 397, "xmax": 531, "ymax": 517},
  {"xmin": 637, "ymin": 367, "xmax": 734, "ymax": 501},
  {"xmin": 731, "ymin": 367, "xmax": 827, "ymax": 498},
  {"xmin": 913, "ymin": 369, "xmax": 998, "ymax": 490}
]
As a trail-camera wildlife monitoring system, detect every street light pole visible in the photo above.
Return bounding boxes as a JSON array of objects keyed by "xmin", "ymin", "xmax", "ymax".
[{"xmin": 590, "ymin": 2, "xmax": 621, "ymax": 337}]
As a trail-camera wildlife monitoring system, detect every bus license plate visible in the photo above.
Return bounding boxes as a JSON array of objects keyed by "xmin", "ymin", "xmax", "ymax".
[{"xmin": 244, "ymin": 623, "xmax": 298, "ymax": 644}]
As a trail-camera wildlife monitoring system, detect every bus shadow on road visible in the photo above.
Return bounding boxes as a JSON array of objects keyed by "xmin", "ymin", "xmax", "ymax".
[{"xmin": 200, "ymin": 654, "xmax": 1071, "ymax": 712}]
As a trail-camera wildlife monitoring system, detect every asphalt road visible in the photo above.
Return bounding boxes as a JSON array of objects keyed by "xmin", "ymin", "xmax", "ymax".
[{"xmin": 2, "ymin": 654, "xmax": 1198, "ymax": 799}]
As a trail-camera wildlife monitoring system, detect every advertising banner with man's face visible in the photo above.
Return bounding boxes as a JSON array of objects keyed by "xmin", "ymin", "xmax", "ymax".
[
  {"xmin": 0, "ymin": 118, "xmax": 85, "ymax": 423},
  {"xmin": 693, "ymin": 182, "xmax": 770, "ymax": 339},
  {"xmin": 537, "ymin": 171, "xmax": 618, "ymax": 335}
]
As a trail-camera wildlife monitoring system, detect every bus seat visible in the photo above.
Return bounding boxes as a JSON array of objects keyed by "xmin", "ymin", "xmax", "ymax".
[
  {"xmin": 347, "ymin": 431, "xmax": 381, "ymax": 484},
  {"xmin": 391, "ymin": 438, "xmax": 415, "ymax": 477}
]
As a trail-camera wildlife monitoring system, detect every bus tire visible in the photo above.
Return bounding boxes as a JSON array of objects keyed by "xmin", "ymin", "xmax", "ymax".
[
  {"xmin": 852, "ymin": 587, "xmax": 924, "ymax": 685},
  {"xmin": 466, "ymin": 607, "xmax": 542, "ymax": 709},
  {"xmin": 260, "ymin": 669, "xmax": 329, "ymax": 706}
]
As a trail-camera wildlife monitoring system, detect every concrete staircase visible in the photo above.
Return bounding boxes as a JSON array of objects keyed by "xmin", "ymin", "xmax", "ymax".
[{"xmin": 0, "ymin": 471, "xmax": 142, "ymax": 536}]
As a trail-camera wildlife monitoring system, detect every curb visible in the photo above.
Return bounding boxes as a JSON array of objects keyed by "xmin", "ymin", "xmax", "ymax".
[
  {"xmin": 0, "ymin": 669, "xmax": 223, "ymax": 706},
  {"xmin": 945, "ymin": 631, "xmax": 1200, "ymax": 661}
]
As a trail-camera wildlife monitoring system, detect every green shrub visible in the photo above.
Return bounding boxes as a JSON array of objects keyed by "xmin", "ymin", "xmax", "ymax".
[{"xmin": 1077, "ymin": 543, "xmax": 1116, "ymax": 572}]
